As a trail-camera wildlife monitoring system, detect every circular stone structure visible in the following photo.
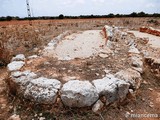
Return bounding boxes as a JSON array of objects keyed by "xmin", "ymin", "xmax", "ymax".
[{"xmin": 7, "ymin": 26, "xmax": 144, "ymax": 108}]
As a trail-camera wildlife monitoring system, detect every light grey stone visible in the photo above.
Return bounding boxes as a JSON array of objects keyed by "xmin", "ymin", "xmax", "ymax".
[
  {"xmin": 132, "ymin": 67, "xmax": 143, "ymax": 74},
  {"xmin": 128, "ymin": 45, "xmax": 140, "ymax": 54},
  {"xmin": 61, "ymin": 80, "xmax": 99, "ymax": 107},
  {"xmin": 131, "ymin": 56, "xmax": 143, "ymax": 68},
  {"xmin": 11, "ymin": 54, "xmax": 25, "ymax": 61},
  {"xmin": 92, "ymin": 75, "xmax": 130, "ymax": 105},
  {"xmin": 27, "ymin": 55, "xmax": 38, "ymax": 59},
  {"xmin": 24, "ymin": 77, "xmax": 61, "ymax": 104},
  {"xmin": 7, "ymin": 61, "xmax": 25, "ymax": 72},
  {"xmin": 115, "ymin": 68, "xmax": 142, "ymax": 89},
  {"xmin": 92, "ymin": 100, "xmax": 104, "ymax": 113},
  {"xmin": 10, "ymin": 70, "xmax": 37, "ymax": 94}
]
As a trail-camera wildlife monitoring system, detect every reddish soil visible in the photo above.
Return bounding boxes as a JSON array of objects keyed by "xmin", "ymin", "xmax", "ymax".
[{"xmin": 0, "ymin": 18, "xmax": 160, "ymax": 120}]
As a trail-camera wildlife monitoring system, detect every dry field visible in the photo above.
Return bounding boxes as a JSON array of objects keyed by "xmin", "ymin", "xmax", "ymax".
[
  {"xmin": 0, "ymin": 17, "xmax": 159, "ymax": 64},
  {"xmin": 0, "ymin": 17, "xmax": 160, "ymax": 120}
]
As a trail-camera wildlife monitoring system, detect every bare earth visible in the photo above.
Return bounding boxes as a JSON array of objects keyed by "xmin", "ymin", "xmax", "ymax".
[
  {"xmin": 0, "ymin": 18, "xmax": 160, "ymax": 120},
  {"xmin": 54, "ymin": 30, "xmax": 105, "ymax": 60}
]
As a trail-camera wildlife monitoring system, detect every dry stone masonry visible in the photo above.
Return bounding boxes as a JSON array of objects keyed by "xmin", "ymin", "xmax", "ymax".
[{"xmin": 7, "ymin": 25, "xmax": 151, "ymax": 110}]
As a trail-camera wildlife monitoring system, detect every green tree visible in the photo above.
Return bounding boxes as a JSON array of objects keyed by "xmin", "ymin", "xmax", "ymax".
[{"xmin": 59, "ymin": 14, "xmax": 64, "ymax": 19}]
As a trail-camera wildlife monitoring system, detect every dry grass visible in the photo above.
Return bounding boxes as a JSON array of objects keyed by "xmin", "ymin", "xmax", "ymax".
[
  {"xmin": 0, "ymin": 17, "xmax": 159, "ymax": 65},
  {"xmin": 0, "ymin": 17, "xmax": 160, "ymax": 119}
]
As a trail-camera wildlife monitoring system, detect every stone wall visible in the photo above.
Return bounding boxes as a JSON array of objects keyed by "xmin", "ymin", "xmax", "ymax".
[{"xmin": 140, "ymin": 27, "xmax": 160, "ymax": 36}]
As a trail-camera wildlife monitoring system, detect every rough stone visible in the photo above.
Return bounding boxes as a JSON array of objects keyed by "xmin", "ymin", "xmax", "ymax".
[
  {"xmin": 7, "ymin": 61, "xmax": 25, "ymax": 72},
  {"xmin": 115, "ymin": 68, "xmax": 142, "ymax": 89},
  {"xmin": 99, "ymin": 53, "xmax": 108, "ymax": 58},
  {"xmin": 61, "ymin": 80, "xmax": 99, "ymax": 107},
  {"xmin": 9, "ymin": 70, "xmax": 37, "ymax": 94},
  {"xmin": 11, "ymin": 70, "xmax": 37, "ymax": 83},
  {"xmin": 128, "ymin": 45, "xmax": 140, "ymax": 54},
  {"xmin": 8, "ymin": 114, "xmax": 21, "ymax": 120},
  {"xmin": 92, "ymin": 75, "xmax": 130, "ymax": 105},
  {"xmin": 132, "ymin": 67, "xmax": 143, "ymax": 74},
  {"xmin": 131, "ymin": 56, "xmax": 143, "ymax": 68},
  {"xmin": 27, "ymin": 55, "xmax": 38, "ymax": 59},
  {"xmin": 24, "ymin": 77, "xmax": 61, "ymax": 104},
  {"xmin": 11, "ymin": 54, "xmax": 25, "ymax": 62},
  {"xmin": 100, "ymin": 47, "xmax": 113, "ymax": 54},
  {"xmin": 92, "ymin": 100, "xmax": 104, "ymax": 113}
]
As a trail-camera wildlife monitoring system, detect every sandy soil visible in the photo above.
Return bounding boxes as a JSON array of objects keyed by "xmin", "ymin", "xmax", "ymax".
[{"xmin": 53, "ymin": 30, "xmax": 105, "ymax": 60}]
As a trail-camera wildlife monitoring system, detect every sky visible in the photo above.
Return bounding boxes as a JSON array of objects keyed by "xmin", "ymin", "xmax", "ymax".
[{"xmin": 0, "ymin": 0, "xmax": 160, "ymax": 17}]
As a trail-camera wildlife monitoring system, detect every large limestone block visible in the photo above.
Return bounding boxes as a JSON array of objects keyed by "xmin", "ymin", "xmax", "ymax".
[
  {"xmin": 24, "ymin": 77, "xmax": 61, "ymax": 104},
  {"xmin": 61, "ymin": 80, "xmax": 99, "ymax": 107}
]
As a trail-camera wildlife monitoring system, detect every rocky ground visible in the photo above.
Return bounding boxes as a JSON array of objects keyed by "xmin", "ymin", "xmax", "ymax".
[{"xmin": 0, "ymin": 18, "xmax": 160, "ymax": 120}]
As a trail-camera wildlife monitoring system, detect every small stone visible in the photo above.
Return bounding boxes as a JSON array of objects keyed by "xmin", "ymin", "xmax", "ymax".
[
  {"xmin": 1, "ymin": 104, "xmax": 6, "ymax": 109},
  {"xmin": 11, "ymin": 54, "xmax": 25, "ymax": 62},
  {"xmin": 143, "ymin": 80, "xmax": 148, "ymax": 84},
  {"xmin": 142, "ymin": 98, "xmax": 145, "ymax": 101},
  {"xmin": 99, "ymin": 53, "xmax": 109, "ymax": 58},
  {"xmin": 39, "ymin": 117, "xmax": 45, "ymax": 120},
  {"xmin": 148, "ymin": 88, "xmax": 153, "ymax": 91},
  {"xmin": 62, "ymin": 68, "xmax": 66, "ymax": 70},
  {"xmin": 9, "ymin": 106, "xmax": 13, "ymax": 109},
  {"xmin": 27, "ymin": 55, "xmax": 38, "ymax": 59},
  {"xmin": 128, "ymin": 89, "xmax": 135, "ymax": 99},
  {"xmin": 7, "ymin": 61, "xmax": 25, "ymax": 72},
  {"xmin": 95, "ymin": 73, "xmax": 100, "ymax": 76},
  {"xmin": 104, "ymin": 69, "xmax": 110, "ymax": 74},
  {"xmin": 92, "ymin": 100, "xmax": 104, "ymax": 113},
  {"xmin": 44, "ymin": 62, "xmax": 50, "ymax": 65},
  {"xmin": 149, "ymin": 102, "xmax": 154, "ymax": 108},
  {"xmin": 125, "ymin": 112, "xmax": 130, "ymax": 118},
  {"xmin": 8, "ymin": 114, "xmax": 21, "ymax": 120},
  {"xmin": 39, "ymin": 113, "xmax": 42, "ymax": 116},
  {"xmin": 128, "ymin": 45, "xmax": 140, "ymax": 54},
  {"xmin": 132, "ymin": 67, "xmax": 143, "ymax": 74}
]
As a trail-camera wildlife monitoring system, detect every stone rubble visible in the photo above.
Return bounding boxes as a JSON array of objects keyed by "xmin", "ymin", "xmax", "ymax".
[
  {"xmin": 27, "ymin": 55, "xmax": 39, "ymax": 59},
  {"xmin": 92, "ymin": 100, "xmax": 104, "ymax": 113}
]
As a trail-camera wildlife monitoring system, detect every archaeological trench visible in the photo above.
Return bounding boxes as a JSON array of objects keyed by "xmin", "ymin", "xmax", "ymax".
[{"xmin": 6, "ymin": 26, "xmax": 160, "ymax": 112}]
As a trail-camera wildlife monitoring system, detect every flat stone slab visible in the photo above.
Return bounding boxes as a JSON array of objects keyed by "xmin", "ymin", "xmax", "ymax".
[
  {"xmin": 7, "ymin": 61, "xmax": 25, "ymax": 72},
  {"xmin": 61, "ymin": 80, "xmax": 99, "ymax": 107}
]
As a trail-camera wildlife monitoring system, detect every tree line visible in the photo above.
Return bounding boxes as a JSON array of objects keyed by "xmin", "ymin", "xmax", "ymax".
[{"xmin": 0, "ymin": 12, "xmax": 160, "ymax": 21}]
